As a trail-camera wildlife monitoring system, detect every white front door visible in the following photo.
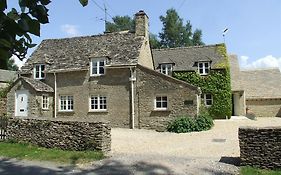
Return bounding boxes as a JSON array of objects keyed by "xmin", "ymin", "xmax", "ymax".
[{"xmin": 15, "ymin": 90, "xmax": 29, "ymax": 117}]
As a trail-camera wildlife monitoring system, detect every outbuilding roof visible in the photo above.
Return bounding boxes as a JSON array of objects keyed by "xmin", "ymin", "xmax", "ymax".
[
  {"xmin": 152, "ymin": 44, "xmax": 227, "ymax": 71},
  {"xmin": 17, "ymin": 77, "xmax": 54, "ymax": 92},
  {"xmin": 21, "ymin": 32, "xmax": 144, "ymax": 73},
  {"xmin": 0, "ymin": 69, "xmax": 17, "ymax": 82}
]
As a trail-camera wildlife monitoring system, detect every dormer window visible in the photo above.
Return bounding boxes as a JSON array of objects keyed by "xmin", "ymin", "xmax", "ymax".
[
  {"xmin": 198, "ymin": 62, "xmax": 210, "ymax": 75},
  {"xmin": 34, "ymin": 64, "xmax": 45, "ymax": 79},
  {"xmin": 160, "ymin": 64, "xmax": 173, "ymax": 75},
  {"xmin": 90, "ymin": 58, "xmax": 106, "ymax": 76}
]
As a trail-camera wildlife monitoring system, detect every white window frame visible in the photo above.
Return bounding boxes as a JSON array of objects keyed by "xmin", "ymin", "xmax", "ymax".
[
  {"xmin": 198, "ymin": 62, "xmax": 210, "ymax": 75},
  {"xmin": 154, "ymin": 96, "xmax": 168, "ymax": 110},
  {"xmin": 90, "ymin": 58, "xmax": 106, "ymax": 76},
  {"xmin": 202, "ymin": 93, "xmax": 213, "ymax": 107},
  {"xmin": 34, "ymin": 64, "xmax": 45, "ymax": 79},
  {"xmin": 59, "ymin": 95, "xmax": 74, "ymax": 112},
  {"xmin": 160, "ymin": 64, "xmax": 173, "ymax": 75},
  {"xmin": 42, "ymin": 95, "xmax": 49, "ymax": 110},
  {"xmin": 89, "ymin": 95, "xmax": 107, "ymax": 112}
]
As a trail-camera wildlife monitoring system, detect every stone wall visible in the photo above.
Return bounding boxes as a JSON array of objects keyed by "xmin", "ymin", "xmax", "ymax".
[
  {"xmin": 239, "ymin": 126, "xmax": 281, "ymax": 169},
  {"xmin": 246, "ymin": 99, "xmax": 281, "ymax": 117},
  {"xmin": 7, "ymin": 118, "xmax": 111, "ymax": 152},
  {"xmin": 136, "ymin": 65, "xmax": 199, "ymax": 131},
  {"xmin": 0, "ymin": 98, "xmax": 6, "ymax": 116}
]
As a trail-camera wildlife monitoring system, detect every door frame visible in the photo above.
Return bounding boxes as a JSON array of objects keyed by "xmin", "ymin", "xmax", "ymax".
[{"xmin": 15, "ymin": 90, "xmax": 29, "ymax": 117}]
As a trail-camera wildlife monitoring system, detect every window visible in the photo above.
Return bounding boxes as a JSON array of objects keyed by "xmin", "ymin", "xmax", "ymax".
[
  {"xmin": 34, "ymin": 64, "xmax": 45, "ymax": 79},
  {"xmin": 198, "ymin": 62, "xmax": 210, "ymax": 75},
  {"xmin": 90, "ymin": 59, "xmax": 106, "ymax": 76},
  {"xmin": 90, "ymin": 95, "xmax": 107, "ymax": 111},
  {"xmin": 42, "ymin": 95, "xmax": 49, "ymax": 110},
  {"xmin": 201, "ymin": 94, "xmax": 213, "ymax": 106},
  {"xmin": 59, "ymin": 95, "xmax": 73, "ymax": 111},
  {"xmin": 155, "ymin": 96, "xmax": 168, "ymax": 110},
  {"xmin": 160, "ymin": 64, "xmax": 173, "ymax": 75}
]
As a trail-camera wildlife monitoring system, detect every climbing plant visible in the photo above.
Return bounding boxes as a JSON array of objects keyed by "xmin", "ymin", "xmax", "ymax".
[{"xmin": 173, "ymin": 44, "xmax": 232, "ymax": 119}]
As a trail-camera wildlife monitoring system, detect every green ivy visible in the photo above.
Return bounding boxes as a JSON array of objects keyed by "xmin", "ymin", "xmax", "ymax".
[{"xmin": 173, "ymin": 44, "xmax": 232, "ymax": 119}]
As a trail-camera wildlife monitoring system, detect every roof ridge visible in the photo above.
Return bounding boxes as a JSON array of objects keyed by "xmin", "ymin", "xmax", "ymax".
[
  {"xmin": 241, "ymin": 67, "xmax": 280, "ymax": 72},
  {"xmin": 152, "ymin": 43, "xmax": 224, "ymax": 52}
]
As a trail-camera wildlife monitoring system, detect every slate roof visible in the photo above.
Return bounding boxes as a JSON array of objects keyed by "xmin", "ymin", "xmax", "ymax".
[
  {"xmin": 0, "ymin": 69, "xmax": 17, "ymax": 82},
  {"xmin": 19, "ymin": 77, "xmax": 54, "ymax": 92},
  {"xmin": 239, "ymin": 68, "xmax": 281, "ymax": 99},
  {"xmin": 229, "ymin": 55, "xmax": 243, "ymax": 91},
  {"xmin": 152, "ymin": 44, "xmax": 227, "ymax": 71},
  {"xmin": 21, "ymin": 32, "xmax": 144, "ymax": 73}
]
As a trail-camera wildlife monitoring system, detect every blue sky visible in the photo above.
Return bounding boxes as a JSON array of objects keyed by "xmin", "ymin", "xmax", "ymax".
[{"xmin": 9, "ymin": 0, "xmax": 281, "ymax": 70}]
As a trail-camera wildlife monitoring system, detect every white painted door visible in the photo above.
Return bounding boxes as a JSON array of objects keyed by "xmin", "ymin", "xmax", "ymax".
[{"xmin": 15, "ymin": 90, "xmax": 29, "ymax": 117}]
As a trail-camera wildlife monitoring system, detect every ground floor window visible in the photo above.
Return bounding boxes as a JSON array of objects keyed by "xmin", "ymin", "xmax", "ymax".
[
  {"xmin": 90, "ymin": 95, "xmax": 107, "ymax": 111},
  {"xmin": 201, "ymin": 93, "xmax": 213, "ymax": 106},
  {"xmin": 59, "ymin": 95, "xmax": 73, "ymax": 111},
  {"xmin": 155, "ymin": 96, "xmax": 168, "ymax": 110},
  {"xmin": 42, "ymin": 95, "xmax": 49, "ymax": 110}
]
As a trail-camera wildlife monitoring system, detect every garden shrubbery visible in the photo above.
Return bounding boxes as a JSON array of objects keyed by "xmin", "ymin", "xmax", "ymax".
[{"xmin": 167, "ymin": 110, "xmax": 214, "ymax": 133}]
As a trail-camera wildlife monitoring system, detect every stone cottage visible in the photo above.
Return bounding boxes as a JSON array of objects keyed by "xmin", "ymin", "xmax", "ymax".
[
  {"xmin": 7, "ymin": 11, "xmax": 200, "ymax": 130},
  {"xmin": 230, "ymin": 55, "xmax": 281, "ymax": 117},
  {"xmin": 152, "ymin": 44, "xmax": 232, "ymax": 119}
]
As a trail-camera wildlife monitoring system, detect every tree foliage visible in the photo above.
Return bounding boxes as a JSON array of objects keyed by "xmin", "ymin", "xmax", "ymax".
[
  {"xmin": 105, "ymin": 15, "xmax": 135, "ymax": 32},
  {"xmin": 0, "ymin": 0, "xmax": 87, "ymax": 70},
  {"xmin": 159, "ymin": 8, "xmax": 204, "ymax": 48}
]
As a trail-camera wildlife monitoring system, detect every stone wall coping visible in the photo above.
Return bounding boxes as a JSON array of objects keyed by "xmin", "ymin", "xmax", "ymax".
[
  {"xmin": 239, "ymin": 126, "xmax": 281, "ymax": 130},
  {"xmin": 9, "ymin": 117, "xmax": 110, "ymax": 125}
]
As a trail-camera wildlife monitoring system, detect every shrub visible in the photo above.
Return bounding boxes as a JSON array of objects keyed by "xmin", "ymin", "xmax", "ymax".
[{"xmin": 167, "ymin": 112, "xmax": 213, "ymax": 133}]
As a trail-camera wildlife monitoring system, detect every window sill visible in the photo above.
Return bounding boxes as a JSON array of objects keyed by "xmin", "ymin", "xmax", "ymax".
[
  {"xmin": 153, "ymin": 108, "xmax": 169, "ymax": 112},
  {"xmin": 58, "ymin": 111, "xmax": 74, "ymax": 113},
  {"xmin": 42, "ymin": 108, "xmax": 49, "ymax": 111},
  {"xmin": 88, "ymin": 110, "xmax": 108, "ymax": 113},
  {"xmin": 90, "ymin": 74, "xmax": 105, "ymax": 77}
]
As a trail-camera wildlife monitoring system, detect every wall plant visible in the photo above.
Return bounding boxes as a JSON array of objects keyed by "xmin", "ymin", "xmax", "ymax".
[{"xmin": 173, "ymin": 44, "xmax": 232, "ymax": 119}]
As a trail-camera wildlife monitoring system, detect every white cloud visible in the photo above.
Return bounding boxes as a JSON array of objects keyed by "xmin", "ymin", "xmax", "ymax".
[
  {"xmin": 60, "ymin": 24, "xmax": 80, "ymax": 37},
  {"xmin": 239, "ymin": 55, "xmax": 281, "ymax": 70},
  {"xmin": 11, "ymin": 55, "xmax": 26, "ymax": 69}
]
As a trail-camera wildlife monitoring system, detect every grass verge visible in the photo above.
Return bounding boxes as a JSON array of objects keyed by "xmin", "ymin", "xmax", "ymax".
[
  {"xmin": 240, "ymin": 166, "xmax": 281, "ymax": 175},
  {"xmin": 0, "ymin": 142, "xmax": 104, "ymax": 165}
]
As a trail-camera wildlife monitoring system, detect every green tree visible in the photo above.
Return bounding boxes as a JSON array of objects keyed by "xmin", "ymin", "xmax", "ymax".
[
  {"xmin": 7, "ymin": 58, "xmax": 18, "ymax": 71},
  {"xmin": 149, "ymin": 34, "xmax": 161, "ymax": 49},
  {"xmin": 0, "ymin": 0, "xmax": 88, "ymax": 70},
  {"xmin": 159, "ymin": 8, "xmax": 204, "ymax": 48},
  {"xmin": 106, "ymin": 15, "xmax": 135, "ymax": 32}
]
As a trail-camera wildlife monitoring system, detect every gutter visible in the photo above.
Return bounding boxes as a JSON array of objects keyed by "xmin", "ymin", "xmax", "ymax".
[
  {"xmin": 129, "ymin": 66, "xmax": 136, "ymax": 129},
  {"xmin": 54, "ymin": 73, "xmax": 57, "ymax": 118}
]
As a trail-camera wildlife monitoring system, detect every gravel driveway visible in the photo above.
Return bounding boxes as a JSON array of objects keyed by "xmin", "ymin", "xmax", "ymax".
[{"xmin": 90, "ymin": 117, "xmax": 281, "ymax": 175}]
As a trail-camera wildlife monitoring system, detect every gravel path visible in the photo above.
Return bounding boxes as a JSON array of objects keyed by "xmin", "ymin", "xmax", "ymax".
[{"xmin": 1, "ymin": 117, "xmax": 280, "ymax": 175}]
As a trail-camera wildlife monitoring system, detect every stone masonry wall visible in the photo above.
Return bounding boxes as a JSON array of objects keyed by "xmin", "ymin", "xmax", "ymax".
[
  {"xmin": 7, "ymin": 118, "xmax": 111, "ymax": 152},
  {"xmin": 0, "ymin": 98, "xmax": 6, "ymax": 116},
  {"xmin": 239, "ymin": 126, "xmax": 281, "ymax": 169},
  {"xmin": 246, "ymin": 99, "xmax": 281, "ymax": 117}
]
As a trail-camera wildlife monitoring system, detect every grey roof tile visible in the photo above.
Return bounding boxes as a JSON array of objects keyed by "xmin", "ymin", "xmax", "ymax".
[
  {"xmin": 21, "ymin": 32, "xmax": 144, "ymax": 73},
  {"xmin": 20, "ymin": 77, "xmax": 54, "ymax": 92},
  {"xmin": 0, "ymin": 69, "xmax": 17, "ymax": 82},
  {"xmin": 152, "ymin": 44, "xmax": 227, "ymax": 71}
]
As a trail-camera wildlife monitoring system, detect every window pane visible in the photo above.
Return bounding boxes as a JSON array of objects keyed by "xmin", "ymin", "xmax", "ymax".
[
  {"xmin": 100, "ymin": 61, "xmax": 104, "ymax": 66},
  {"xmin": 162, "ymin": 97, "xmax": 167, "ymax": 101},
  {"xmin": 92, "ymin": 68, "xmax": 97, "ymax": 74},
  {"xmin": 92, "ymin": 61, "xmax": 97, "ymax": 67},
  {"xmin": 199, "ymin": 68, "xmax": 204, "ymax": 74},
  {"xmin": 204, "ymin": 63, "xmax": 209, "ymax": 67},
  {"xmin": 199, "ymin": 63, "xmax": 203, "ymax": 68},
  {"xmin": 162, "ymin": 102, "xmax": 167, "ymax": 108},
  {"xmin": 156, "ymin": 97, "xmax": 161, "ymax": 102},
  {"xmin": 99, "ymin": 67, "xmax": 104, "ymax": 74},
  {"xmin": 206, "ymin": 100, "xmax": 212, "ymax": 105},
  {"xmin": 156, "ymin": 102, "xmax": 162, "ymax": 108},
  {"xmin": 206, "ymin": 94, "xmax": 212, "ymax": 100}
]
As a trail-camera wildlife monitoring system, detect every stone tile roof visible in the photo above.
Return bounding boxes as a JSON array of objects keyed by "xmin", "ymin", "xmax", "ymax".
[
  {"xmin": 152, "ymin": 44, "xmax": 227, "ymax": 71},
  {"xmin": 0, "ymin": 69, "xmax": 17, "ymax": 82},
  {"xmin": 20, "ymin": 77, "xmax": 54, "ymax": 92},
  {"xmin": 21, "ymin": 32, "xmax": 144, "ymax": 73},
  {"xmin": 229, "ymin": 55, "xmax": 243, "ymax": 91},
  {"xmin": 240, "ymin": 68, "xmax": 281, "ymax": 99}
]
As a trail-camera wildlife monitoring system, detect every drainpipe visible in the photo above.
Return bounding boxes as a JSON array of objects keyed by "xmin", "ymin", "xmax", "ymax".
[
  {"xmin": 129, "ymin": 67, "xmax": 136, "ymax": 129},
  {"xmin": 54, "ymin": 73, "xmax": 57, "ymax": 118}
]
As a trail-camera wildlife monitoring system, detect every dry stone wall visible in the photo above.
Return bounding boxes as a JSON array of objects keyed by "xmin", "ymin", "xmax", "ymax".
[
  {"xmin": 0, "ymin": 98, "xmax": 6, "ymax": 116},
  {"xmin": 7, "ymin": 118, "xmax": 111, "ymax": 152},
  {"xmin": 239, "ymin": 126, "xmax": 281, "ymax": 169}
]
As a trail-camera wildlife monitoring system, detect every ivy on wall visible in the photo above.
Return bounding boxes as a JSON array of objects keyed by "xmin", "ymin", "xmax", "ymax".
[{"xmin": 173, "ymin": 44, "xmax": 232, "ymax": 119}]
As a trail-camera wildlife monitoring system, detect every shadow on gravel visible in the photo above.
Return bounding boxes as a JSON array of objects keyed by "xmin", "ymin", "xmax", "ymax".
[
  {"xmin": 0, "ymin": 158, "xmax": 174, "ymax": 175},
  {"xmin": 219, "ymin": 156, "xmax": 241, "ymax": 166}
]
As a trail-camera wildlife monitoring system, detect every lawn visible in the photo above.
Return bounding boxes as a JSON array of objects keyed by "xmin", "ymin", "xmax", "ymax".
[
  {"xmin": 241, "ymin": 166, "xmax": 281, "ymax": 175},
  {"xmin": 0, "ymin": 142, "xmax": 104, "ymax": 165}
]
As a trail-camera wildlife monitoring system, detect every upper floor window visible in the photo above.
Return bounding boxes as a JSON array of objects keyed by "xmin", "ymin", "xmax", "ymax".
[
  {"xmin": 59, "ymin": 95, "xmax": 73, "ymax": 112},
  {"xmin": 90, "ymin": 95, "xmax": 107, "ymax": 111},
  {"xmin": 34, "ymin": 64, "xmax": 45, "ymax": 79},
  {"xmin": 198, "ymin": 62, "xmax": 210, "ymax": 75},
  {"xmin": 160, "ymin": 64, "xmax": 173, "ymax": 75},
  {"xmin": 42, "ymin": 95, "xmax": 49, "ymax": 110},
  {"xmin": 201, "ymin": 93, "xmax": 213, "ymax": 106},
  {"xmin": 90, "ymin": 58, "xmax": 106, "ymax": 76},
  {"xmin": 155, "ymin": 96, "xmax": 168, "ymax": 110}
]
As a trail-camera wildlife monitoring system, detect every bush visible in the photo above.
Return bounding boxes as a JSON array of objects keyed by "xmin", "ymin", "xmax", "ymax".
[{"xmin": 167, "ymin": 112, "xmax": 214, "ymax": 133}]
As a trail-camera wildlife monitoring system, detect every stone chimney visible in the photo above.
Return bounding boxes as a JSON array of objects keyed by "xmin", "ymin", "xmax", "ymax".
[{"xmin": 135, "ymin": 10, "xmax": 149, "ymax": 38}]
